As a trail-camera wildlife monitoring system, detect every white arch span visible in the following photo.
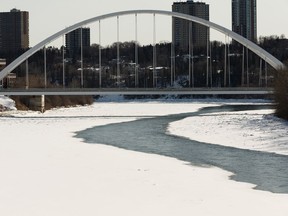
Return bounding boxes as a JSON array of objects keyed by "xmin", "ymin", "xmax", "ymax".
[{"xmin": 0, "ymin": 9, "xmax": 285, "ymax": 80}]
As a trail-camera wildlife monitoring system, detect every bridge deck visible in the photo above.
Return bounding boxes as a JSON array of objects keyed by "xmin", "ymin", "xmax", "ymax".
[{"xmin": 0, "ymin": 88, "xmax": 274, "ymax": 96}]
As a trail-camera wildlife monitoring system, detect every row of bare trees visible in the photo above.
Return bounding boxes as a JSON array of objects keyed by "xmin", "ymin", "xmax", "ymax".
[{"xmin": 6, "ymin": 37, "xmax": 286, "ymax": 89}]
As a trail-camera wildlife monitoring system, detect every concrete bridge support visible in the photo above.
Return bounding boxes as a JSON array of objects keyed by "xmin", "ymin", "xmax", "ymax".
[{"xmin": 29, "ymin": 95, "xmax": 45, "ymax": 113}]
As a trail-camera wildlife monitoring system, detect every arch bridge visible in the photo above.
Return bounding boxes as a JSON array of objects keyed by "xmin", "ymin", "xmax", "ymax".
[{"xmin": 0, "ymin": 10, "xmax": 284, "ymax": 95}]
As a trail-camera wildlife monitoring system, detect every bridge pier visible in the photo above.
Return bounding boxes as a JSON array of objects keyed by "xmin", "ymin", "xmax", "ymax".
[{"xmin": 28, "ymin": 95, "xmax": 45, "ymax": 113}]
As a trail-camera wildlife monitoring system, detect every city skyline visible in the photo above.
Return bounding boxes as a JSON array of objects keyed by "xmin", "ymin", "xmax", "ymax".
[{"xmin": 1, "ymin": 0, "xmax": 287, "ymax": 47}]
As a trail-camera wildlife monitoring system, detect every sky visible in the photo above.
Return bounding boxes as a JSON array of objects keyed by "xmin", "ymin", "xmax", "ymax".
[{"xmin": 2, "ymin": 0, "xmax": 288, "ymax": 47}]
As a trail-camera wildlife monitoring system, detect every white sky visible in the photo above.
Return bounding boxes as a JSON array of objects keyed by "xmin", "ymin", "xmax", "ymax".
[{"xmin": 2, "ymin": 0, "xmax": 288, "ymax": 47}]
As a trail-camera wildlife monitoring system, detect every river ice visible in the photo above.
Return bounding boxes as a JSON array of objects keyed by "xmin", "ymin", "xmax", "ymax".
[{"xmin": 168, "ymin": 108, "xmax": 288, "ymax": 155}]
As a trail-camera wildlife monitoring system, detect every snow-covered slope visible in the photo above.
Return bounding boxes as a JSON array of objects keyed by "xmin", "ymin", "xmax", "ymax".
[{"xmin": 0, "ymin": 96, "xmax": 16, "ymax": 111}]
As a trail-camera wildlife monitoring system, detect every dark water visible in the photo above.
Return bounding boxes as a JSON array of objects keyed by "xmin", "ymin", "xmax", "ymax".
[{"xmin": 75, "ymin": 104, "xmax": 288, "ymax": 194}]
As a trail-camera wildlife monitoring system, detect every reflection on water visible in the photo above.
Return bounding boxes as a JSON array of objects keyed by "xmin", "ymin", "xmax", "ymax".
[{"xmin": 76, "ymin": 104, "xmax": 288, "ymax": 194}]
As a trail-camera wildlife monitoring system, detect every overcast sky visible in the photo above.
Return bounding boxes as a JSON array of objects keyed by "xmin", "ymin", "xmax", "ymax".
[{"xmin": 2, "ymin": 0, "xmax": 288, "ymax": 47}]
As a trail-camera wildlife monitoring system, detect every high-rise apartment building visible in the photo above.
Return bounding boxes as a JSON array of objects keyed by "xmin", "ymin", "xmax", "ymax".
[
  {"xmin": 65, "ymin": 28, "xmax": 90, "ymax": 59},
  {"xmin": 232, "ymin": 0, "xmax": 257, "ymax": 42},
  {"xmin": 172, "ymin": 0, "xmax": 209, "ymax": 51},
  {"xmin": 0, "ymin": 9, "xmax": 29, "ymax": 57}
]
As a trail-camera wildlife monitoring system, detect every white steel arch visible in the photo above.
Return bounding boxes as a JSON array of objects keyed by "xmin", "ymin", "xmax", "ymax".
[{"xmin": 0, "ymin": 9, "xmax": 285, "ymax": 80}]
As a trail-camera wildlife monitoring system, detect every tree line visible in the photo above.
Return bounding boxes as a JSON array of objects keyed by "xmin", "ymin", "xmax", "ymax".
[{"xmin": 3, "ymin": 35, "xmax": 288, "ymax": 89}]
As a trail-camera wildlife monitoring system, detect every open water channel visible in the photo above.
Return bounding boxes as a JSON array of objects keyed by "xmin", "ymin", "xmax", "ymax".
[{"xmin": 76, "ymin": 104, "xmax": 288, "ymax": 194}]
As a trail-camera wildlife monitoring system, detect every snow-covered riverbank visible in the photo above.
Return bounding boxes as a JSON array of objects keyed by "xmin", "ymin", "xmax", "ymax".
[
  {"xmin": 0, "ymin": 98, "xmax": 288, "ymax": 215},
  {"xmin": 0, "ymin": 96, "xmax": 16, "ymax": 112}
]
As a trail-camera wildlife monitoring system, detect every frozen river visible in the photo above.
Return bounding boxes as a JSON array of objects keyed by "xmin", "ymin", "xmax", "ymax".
[{"xmin": 1, "ymin": 98, "xmax": 288, "ymax": 215}]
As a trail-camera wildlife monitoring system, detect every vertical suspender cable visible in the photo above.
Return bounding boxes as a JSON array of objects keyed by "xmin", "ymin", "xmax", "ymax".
[
  {"xmin": 206, "ymin": 27, "xmax": 209, "ymax": 87},
  {"xmin": 44, "ymin": 46, "xmax": 47, "ymax": 88},
  {"xmin": 210, "ymin": 38, "xmax": 212, "ymax": 87},
  {"xmin": 117, "ymin": 16, "xmax": 120, "ymax": 87},
  {"xmin": 188, "ymin": 22, "xmax": 192, "ymax": 87},
  {"xmin": 80, "ymin": 28, "xmax": 84, "ymax": 88},
  {"xmin": 241, "ymin": 46, "xmax": 245, "ymax": 86},
  {"xmin": 62, "ymin": 35, "xmax": 65, "ymax": 88},
  {"xmin": 224, "ymin": 36, "xmax": 227, "ymax": 87},
  {"xmin": 171, "ymin": 17, "xmax": 175, "ymax": 87},
  {"xmin": 228, "ymin": 38, "xmax": 231, "ymax": 87},
  {"xmin": 191, "ymin": 24, "xmax": 194, "ymax": 88},
  {"xmin": 242, "ymin": 46, "xmax": 245, "ymax": 86},
  {"xmin": 99, "ymin": 21, "xmax": 102, "ymax": 88},
  {"xmin": 259, "ymin": 58, "xmax": 263, "ymax": 87},
  {"xmin": 265, "ymin": 60, "xmax": 268, "ymax": 87},
  {"xmin": 135, "ymin": 14, "xmax": 138, "ymax": 87},
  {"xmin": 246, "ymin": 47, "xmax": 249, "ymax": 87},
  {"xmin": 153, "ymin": 13, "xmax": 156, "ymax": 88},
  {"xmin": 25, "ymin": 59, "xmax": 29, "ymax": 89}
]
